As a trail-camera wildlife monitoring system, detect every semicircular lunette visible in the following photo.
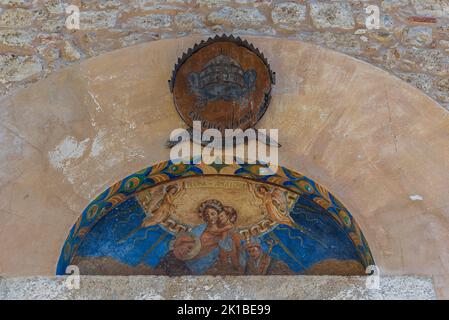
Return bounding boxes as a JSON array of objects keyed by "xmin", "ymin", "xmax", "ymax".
[{"xmin": 57, "ymin": 161, "xmax": 374, "ymax": 276}]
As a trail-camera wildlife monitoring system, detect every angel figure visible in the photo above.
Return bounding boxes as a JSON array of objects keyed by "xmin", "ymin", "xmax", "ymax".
[
  {"xmin": 253, "ymin": 184, "xmax": 295, "ymax": 227},
  {"xmin": 141, "ymin": 183, "xmax": 185, "ymax": 228},
  {"xmin": 117, "ymin": 183, "xmax": 185, "ymax": 244},
  {"xmin": 252, "ymin": 184, "xmax": 328, "ymax": 248}
]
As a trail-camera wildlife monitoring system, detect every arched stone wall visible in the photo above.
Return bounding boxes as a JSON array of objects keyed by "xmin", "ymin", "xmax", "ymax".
[
  {"xmin": 1, "ymin": 36, "xmax": 449, "ymax": 297},
  {"xmin": 0, "ymin": 0, "xmax": 448, "ymax": 110}
]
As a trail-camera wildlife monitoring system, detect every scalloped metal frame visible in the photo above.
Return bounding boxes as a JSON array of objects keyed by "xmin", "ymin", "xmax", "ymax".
[
  {"xmin": 168, "ymin": 35, "xmax": 276, "ymax": 131},
  {"xmin": 168, "ymin": 34, "xmax": 276, "ymax": 93}
]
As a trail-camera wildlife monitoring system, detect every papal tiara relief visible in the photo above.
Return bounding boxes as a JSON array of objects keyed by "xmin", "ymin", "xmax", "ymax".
[{"xmin": 169, "ymin": 35, "xmax": 276, "ymax": 134}]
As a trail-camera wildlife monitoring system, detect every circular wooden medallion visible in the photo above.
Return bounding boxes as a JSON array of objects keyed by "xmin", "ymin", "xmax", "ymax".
[{"xmin": 169, "ymin": 35, "xmax": 275, "ymax": 133}]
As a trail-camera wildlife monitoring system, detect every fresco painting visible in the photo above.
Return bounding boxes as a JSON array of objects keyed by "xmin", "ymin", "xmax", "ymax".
[
  {"xmin": 60, "ymin": 162, "xmax": 374, "ymax": 276},
  {"xmin": 57, "ymin": 37, "xmax": 374, "ymax": 277}
]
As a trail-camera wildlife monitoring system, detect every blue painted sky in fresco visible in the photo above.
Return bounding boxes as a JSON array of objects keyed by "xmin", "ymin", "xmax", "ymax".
[
  {"xmin": 76, "ymin": 198, "xmax": 173, "ymax": 267},
  {"xmin": 259, "ymin": 196, "xmax": 360, "ymax": 272},
  {"xmin": 75, "ymin": 194, "xmax": 362, "ymax": 274}
]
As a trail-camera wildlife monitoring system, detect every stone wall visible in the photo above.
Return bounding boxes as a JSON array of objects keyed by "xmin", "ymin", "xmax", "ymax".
[
  {"xmin": 0, "ymin": 0, "xmax": 448, "ymax": 109},
  {"xmin": 0, "ymin": 276, "xmax": 437, "ymax": 299}
]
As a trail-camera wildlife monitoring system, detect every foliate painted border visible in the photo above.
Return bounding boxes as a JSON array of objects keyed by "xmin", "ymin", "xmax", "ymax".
[{"xmin": 56, "ymin": 161, "xmax": 374, "ymax": 274}]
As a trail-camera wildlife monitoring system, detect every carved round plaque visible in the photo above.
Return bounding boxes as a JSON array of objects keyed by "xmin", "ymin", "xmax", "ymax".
[{"xmin": 169, "ymin": 35, "xmax": 275, "ymax": 133}]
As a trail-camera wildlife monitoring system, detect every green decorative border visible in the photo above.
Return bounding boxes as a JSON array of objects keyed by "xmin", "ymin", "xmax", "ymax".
[{"xmin": 56, "ymin": 160, "xmax": 374, "ymax": 274}]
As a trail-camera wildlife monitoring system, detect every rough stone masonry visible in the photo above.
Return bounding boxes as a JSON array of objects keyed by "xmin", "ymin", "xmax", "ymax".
[{"xmin": 0, "ymin": 0, "xmax": 448, "ymax": 109}]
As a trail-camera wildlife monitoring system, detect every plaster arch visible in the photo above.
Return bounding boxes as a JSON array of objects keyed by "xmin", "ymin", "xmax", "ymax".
[{"xmin": 1, "ymin": 36, "xmax": 449, "ymax": 295}]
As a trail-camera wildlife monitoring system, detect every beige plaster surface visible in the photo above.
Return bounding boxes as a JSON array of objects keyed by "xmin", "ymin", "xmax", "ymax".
[{"xmin": 1, "ymin": 36, "xmax": 449, "ymax": 297}]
